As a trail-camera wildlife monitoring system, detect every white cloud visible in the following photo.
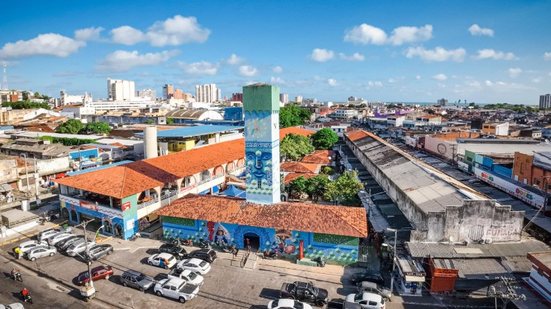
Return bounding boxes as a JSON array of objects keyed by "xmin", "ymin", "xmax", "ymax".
[
  {"xmin": 74, "ymin": 27, "xmax": 104, "ymax": 41},
  {"xmin": 339, "ymin": 52, "xmax": 365, "ymax": 61},
  {"xmin": 272, "ymin": 66, "xmax": 283, "ymax": 73},
  {"xmin": 99, "ymin": 50, "xmax": 178, "ymax": 72},
  {"xmin": 344, "ymin": 24, "xmax": 387, "ymax": 45},
  {"xmin": 111, "ymin": 26, "xmax": 146, "ymax": 45},
  {"xmin": 179, "ymin": 61, "xmax": 218, "ymax": 75},
  {"xmin": 367, "ymin": 81, "xmax": 383, "ymax": 88},
  {"xmin": 239, "ymin": 65, "xmax": 258, "ymax": 77},
  {"xmin": 432, "ymin": 73, "xmax": 448, "ymax": 81},
  {"xmin": 111, "ymin": 15, "xmax": 210, "ymax": 46},
  {"xmin": 227, "ymin": 53, "xmax": 243, "ymax": 65},
  {"xmin": 344, "ymin": 23, "xmax": 432, "ymax": 45},
  {"xmin": 466, "ymin": 80, "xmax": 481, "ymax": 88},
  {"xmin": 310, "ymin": 48, "xmax": 334, "ymax": 62},
  {"xmin": 475, "ymin": 49, "xmax": 516, "ymax": 60},
  {"xmin": 532, "ymin": 77, "xmax": 542, "ymax": 83},
  {"xmin": 485, "ymin": 80, "xmax": 494, "ymax": 86},
  {"xmin": 327, "ymin": 78, "xmax": 338, "ymax": 86},
  {"xmin": 0, "ymin": 33, "xmax": 85, "ymax": 58},
  {"xmin": 508, "ymin": 67, "xmax": 522, "ymax": 78},
  {"xmin": 415, "ymin": 75, "xmax": 421, "ymax": 80},
  {"xmin": 405, "ymin": 46, "xmax": 466, "ymax": 62},
  {"xmin": 388, "ymin": 25, "xmax": 432, "ymax": 45},
  {"xmin": 468, "ymin": 24, "xmax": 494, "ymax": 37},
  {"xmin": 388, "ymin": 78, "xmax": 396, "ymax": 83},
  {"xmin": 270, "ymin": 76, "xmax": 285, "ymax": 84},
  {"xmin": 544, "ymin": 52, "xmax": 551, "ymax": 61}
]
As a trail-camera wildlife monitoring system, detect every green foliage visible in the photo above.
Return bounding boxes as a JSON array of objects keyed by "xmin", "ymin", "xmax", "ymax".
[
  {"xmin": 288, "ymin": 176, "xmax": 308, "ymax": 199},
  {"xmin": 56, "ymin": 119, "xmax": 84, "ymax": 134},
  {"xmin": 324, "ymin": 171, "xmax": 363, "ymax": 205},
  {"xmin": 144, "ymin": 119, "xmax": 155, "ymax": 124},
  {"xmin": 82, "ymin": 122, "xmax": 111, "ymax": 134},
  {"xmin": 484, "ymin": 103, "xmax": 537, "ymax": 113},
  {"xmin": 313, "ymin": 233, "xmax": 359, "ymax": 246},
  {"xmin": 1, "ymin": 100, "xmax": 50, "ymax": 110},
  {"xmin": 321, "ymin": 166, "xmax": 334, "ymax": 175},
  {"xmin": 166, "ymin": 117, "xmax": 174, "ymax": 125},
  {"xmin": 39, "ymin": 136, "xmax": 95, "ymax": 146},
  {"xmin": 281, "ymin": 134, "xmax": 315, "ymax": 161},
  {"xmin": 162, "ymin": 216, "xmax": 195, "ymax": 227},
  {"xmin": 311, "ymin": 128, "xmax": 339, "ymax": 150},
  {"xmin": 304, "ymin": 175, "xmax": 330, "ymax": 202},
  {"xmin": 279, "ymin": 104, "xmax": 312, "ymax": 128}
]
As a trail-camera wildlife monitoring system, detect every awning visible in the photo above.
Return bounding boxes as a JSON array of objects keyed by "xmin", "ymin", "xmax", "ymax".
[{"xmin": 221, "ymin": 185, "xmax": 246, "ymax": 198}]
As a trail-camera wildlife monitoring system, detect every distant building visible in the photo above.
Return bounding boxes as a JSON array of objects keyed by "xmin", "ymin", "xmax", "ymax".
[
  {"xmin": 137, "ymin": 88, "xmax": 156, "ymax": 100},
  {"xmin": 333, "ymin": 109, "xmax": 359, "ymax": 119},
  {"xmin": 540, "ymin": 94, "xmax": 551, "ymax": 110},
  {"xmin": 59, "ymin": 91, "xmax": 92, "ymax": 107},
  {"xmin": 163, "ymin": 84, "xmax": 175, "ymax": 100},
  {"xmin": 279, "ymin": 93, "xmax": 289, "ymax": 104},
  {"xmin": 437, "ymin": 98, "xmax": 448, "ymax": 106},
  {"xmin": 231, "ymin": 93, "xmax": 243, "ymax": 102},
  {"xmin": 482, "ymin": 122, "xmax": 509, "ymax": 136},
  {"xmin": 0, "ymin": 90, "xmax": 21, "ymax": 103},
  {"xmin": 195, "ymin": 84, "xmax": 220, "ymax": 103},
  {"xmin": 107, "ymin": 79, "xmax": 135, "ymax": 101},
  {"xmin": 295, "ymin": 95, "xmax": 303, "ymax": 103}
]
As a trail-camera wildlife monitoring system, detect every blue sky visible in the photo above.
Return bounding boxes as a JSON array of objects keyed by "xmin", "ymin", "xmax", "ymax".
[{"xmin": 1, "ymin": 0, "xmax": 550, "ymax": 104}]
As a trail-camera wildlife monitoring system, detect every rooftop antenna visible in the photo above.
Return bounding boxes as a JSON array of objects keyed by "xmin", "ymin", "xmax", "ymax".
[{"xmin": 1, "ymin": 62, "xmax": 7, "ymax": 90}]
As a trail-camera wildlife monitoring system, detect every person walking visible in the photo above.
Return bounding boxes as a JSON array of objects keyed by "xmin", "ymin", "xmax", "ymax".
[
  {"xmin": 245, "ymin": 238, "xmax": 251, "ymax": 252},
  {"xmin": 14, "ymin": 247, "xmax": 22, "ymax": 260}
]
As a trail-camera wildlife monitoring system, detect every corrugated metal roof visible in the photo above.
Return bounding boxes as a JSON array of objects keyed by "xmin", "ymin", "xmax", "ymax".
[
  {"xmin": 433, "ymin": 258, "xmax": 509, "ymax": 278},
  {"xmin": 143, "ymin": 125, "xmax": 243, "ymax": 139},
  {"xmin": 406, "ymin": 240, "xmax": 549, "ymax": 258}
]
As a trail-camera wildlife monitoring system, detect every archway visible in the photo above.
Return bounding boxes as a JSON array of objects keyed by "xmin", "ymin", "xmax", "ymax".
[
  {"xmin": 243, "ymin": 232, "xmax": 260, "ymax": 252},
  {"xmin": 69, "ymin": 210, "xmax": 78, "ymax": 223},
  {"xmin": 61, "ymin": 208, "xmax": 69, "ymax": 219},
  {"xmin": 114, "ymin": 224, "xmax": 123, "ymax": 237}
]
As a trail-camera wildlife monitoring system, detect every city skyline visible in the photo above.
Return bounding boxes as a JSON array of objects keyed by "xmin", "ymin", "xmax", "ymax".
[{"xmin": 1, "ymin": 0, "xmax": 551, "ymax": 104}]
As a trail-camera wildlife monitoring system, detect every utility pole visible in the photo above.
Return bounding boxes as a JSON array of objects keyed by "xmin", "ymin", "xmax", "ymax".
[
  {"xmin": 76, "ymin": 219, "xmax": 103, "ymax": 291},
  {"xmin": 387, "ymin": 228, "xmax": 398, "ymax": 295},
  {"xmin": 489, "ymin": 276, "xmax": 526, "ymax": 309}
]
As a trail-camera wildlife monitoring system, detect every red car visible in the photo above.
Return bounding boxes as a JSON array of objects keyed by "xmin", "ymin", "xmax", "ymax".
[{"xmin": 76, "ymin": 265, "xmax": 113, "ymax": 285}]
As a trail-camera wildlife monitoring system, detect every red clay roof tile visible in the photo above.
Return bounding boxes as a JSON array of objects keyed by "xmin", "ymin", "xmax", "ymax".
[{"xmin": 301, "ymin": 150, "xmax": 334, "ymax": 164}]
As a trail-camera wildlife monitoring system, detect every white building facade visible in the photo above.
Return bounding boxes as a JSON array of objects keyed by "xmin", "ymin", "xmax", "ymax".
[
  {"xmin": 108, "ymin": 79, "xmax": 135, "ymax": 101},
  {"xmin": 195, "ymin": 84, "xmax": 220, "ymax": 103},
  {"xmin": 540, "ymin": 94, "xmax": 551, "ymax": 110}
]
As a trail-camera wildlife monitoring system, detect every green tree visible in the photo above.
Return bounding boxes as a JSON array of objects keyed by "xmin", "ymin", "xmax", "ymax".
[
  {"xmin": 280, "ymin": 134, "xmax": 314, "ymax": 161},
  {"xmin": 288, "ymin": 176, "xmax": 308, "ymax": 199},
  {"xmin": 305, "ymin": 175, "xmax": 330, "ymax": 202},
  {"xmin": 1, "ymin": 100, "xmax": 50, "ymax": 110},
  {"xmin": 324, "ymin": 171, "xmax": 363, "ymax": 205},
  {"xmin": 321, "ymin": 166, "xmax": 334, "ymax": 175},
  {"xmin": 279, "ymin": 104, "xmax": 312, "ymax": 128},
  {"xmin": 166, "ymin": 117, "xmax": 174, "ymax": 125},
  {"xmin": 83, "ymin": 122, "xmax": 111, "ymax": 134},
  {"xmin": 311, "ymin": 128, "xmax": 339, "ymax": 150},
  {"xmin": 144, "ymin": 119, "xmax": 155, "ymax": 124},
  {"xmin": 56, "ymin": 119, "xmax": 84, "ymax": 134}
]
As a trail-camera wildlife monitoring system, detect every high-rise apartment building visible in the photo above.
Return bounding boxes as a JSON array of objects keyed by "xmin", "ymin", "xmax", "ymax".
[
  {"xmin": 437, "ymin": 98, "xmax": 448, "ymax": 106},
  {"xmin": 107, "ymin": 79, "xmax": 135, "ymax": 101},
  {"xmin": 295, "ymin": 95, "xmax": 303, "ymax": 103},
  {"xmin": 195, "ymin": 84, "xmax": 220, "ymax": 103},
  {"xmin": 540, "ymin": 94, "xmax": 551, "ymax": 110},
  {"xmin": 279, "ymin": 93, "xmax": 289, "ymax": 104},
  {"xmin": 163, "ymin": 84, "xmax": 175, "ymax": 100}
]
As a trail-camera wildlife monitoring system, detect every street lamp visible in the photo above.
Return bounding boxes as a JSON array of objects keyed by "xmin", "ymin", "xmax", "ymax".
[
  {"xmin": 82, "ymin": 221, "xmax": 104, "ymax": 290},
  {"xmin": 386, "ymin": 228, "xmax": 398, "ymax": 295}
]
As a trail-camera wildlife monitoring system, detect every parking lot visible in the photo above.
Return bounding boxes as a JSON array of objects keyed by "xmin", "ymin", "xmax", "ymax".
[{"xmin": 1, "ymin": 227, "xmax": 371, "ymax": 309}]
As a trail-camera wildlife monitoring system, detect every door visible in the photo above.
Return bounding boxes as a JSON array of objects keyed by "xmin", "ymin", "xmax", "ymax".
[{"xmin": 243, "ymin": 233, "xmax": 260, "ymax": 251}]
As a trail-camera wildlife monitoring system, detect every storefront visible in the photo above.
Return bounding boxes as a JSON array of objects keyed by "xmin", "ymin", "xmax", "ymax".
[{"xmin": 395, "ymin": 256, "xmax": 426, "ymax": 296}]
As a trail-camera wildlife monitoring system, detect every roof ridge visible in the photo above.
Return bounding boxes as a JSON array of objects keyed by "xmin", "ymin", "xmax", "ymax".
[{"xmin": 119, "ymin": 166, "xmax": 128, "ymax": 198}]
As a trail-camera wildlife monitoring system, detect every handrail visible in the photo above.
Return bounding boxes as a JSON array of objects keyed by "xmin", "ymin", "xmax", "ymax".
[{"xmin": 240, "ymin": 251, "xmax": 250, "ymax": 268}]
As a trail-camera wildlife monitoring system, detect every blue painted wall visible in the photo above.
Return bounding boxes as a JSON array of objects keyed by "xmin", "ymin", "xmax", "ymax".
[
  {"xmin": 161, "ymin": 217, "xmax": 359, "ymax": 264},
  {"xmin": 69, "ymin": 148, "xmax": 99, "ymax": 160}
]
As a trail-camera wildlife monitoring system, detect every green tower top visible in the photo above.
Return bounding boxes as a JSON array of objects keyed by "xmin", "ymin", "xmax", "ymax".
[{"xmin": 243, "ymin": 83, "xmax": 280, "ymax": 112}]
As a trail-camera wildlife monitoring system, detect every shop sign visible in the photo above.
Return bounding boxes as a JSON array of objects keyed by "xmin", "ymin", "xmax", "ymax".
[
  {"xmin": 79, "ymin": 200, "xmax": 98, "ymax": 211},
  {"xmin": 121, "ymin": 201, "xmax": 131, "ymax": 211}
]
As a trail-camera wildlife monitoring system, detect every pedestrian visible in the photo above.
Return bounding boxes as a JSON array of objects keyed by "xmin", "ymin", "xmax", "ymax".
[
  {"xmin": 159, "ymin": 257, "xmax": 165, "ymax": 268},
  {"xmin": 14, "ymin": 247, "xmax": 22, "ymax": 260},
  {"xmin": 232, "ymin": 245, "xmax": 238, "ymax": 258},
  {"xmin": 245, "ymin": 238, "xmax": 251, "ymax": 251}
]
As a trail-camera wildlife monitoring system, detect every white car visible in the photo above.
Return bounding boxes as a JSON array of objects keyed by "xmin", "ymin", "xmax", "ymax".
[
  {"xmin": 37, "ymin": 229, "xmax": 61, "ymax": 242},
  {"xmin": 148, "ymin": 253, "xmax": 177, "ymax": 269},
  {"xmin": 153, "ymin": 277, "xmax": 199, "ymax": 303},
  {"xmin": 0, "ymin": 303, "xmax": 25, "ymax": 309},
  {"xmin": 18, "ymin": 240, "xmax": 48, "ymax": 254},
  {"xmin": 168, "ymin": 268, "xmax": 204, "ymax": 286},
  {"xmin": 268, "ymin": 299, "xmax": 313, "ymax": 309},
  {"xmin": 66, "ymin": 240, "xmax": 95, "ymax": 257},
  {"xmin": 345, "ymin": 292, "xmax": 385, "ymax": 309},
  {"xmin": 176, "ymin": 258, "xmax": 211, "ymax": 275},
  {"xmin": 48, "ymin": 233, "xmax": 74, "ymax": 246},
  {"xmin": 27, "ymin": 245, "xmax": 57, "ymax": 261}
]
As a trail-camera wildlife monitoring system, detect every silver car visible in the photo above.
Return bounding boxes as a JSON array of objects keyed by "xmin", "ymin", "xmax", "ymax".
[
  {"xmin": 48, "ymin": 233, "xmax": 74, "ymax": 246},
  {"xmin": 67, "ymin": 240, "xmax": 95, "ymax": 257},
  {"xmin": 27, "ymin": 245, "xmax": 57, "ymax": 261},
  {"xmin": 18, "ymin": 240, "xmax": 48, "ymax": 255}
]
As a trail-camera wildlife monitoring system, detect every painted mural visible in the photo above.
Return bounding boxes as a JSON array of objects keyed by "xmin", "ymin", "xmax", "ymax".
[{"xmin": 161, "ymin": 218, "xmax": 360, "ymax": 264}]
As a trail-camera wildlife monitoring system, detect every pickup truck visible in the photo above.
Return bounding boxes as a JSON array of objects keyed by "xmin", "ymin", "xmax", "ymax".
[{"xmin": 280, "ymin": 281, "xmax": 328, "ymax": 306}]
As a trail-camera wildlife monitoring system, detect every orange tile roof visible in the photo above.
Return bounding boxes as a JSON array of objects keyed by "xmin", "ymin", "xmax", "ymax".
[
  {"xmin": 281, "ymin": 162, "xmax": 320, "ymax": 174},
  {"xmin": 279, "ymin": 126, "xmax": 315, "ymax": 140},
  {"xmin": 346, "ymin": 130, "xmax": 370, "ymax": 142},
  {"xmin": 157, "ymin": 195, "xmax": 367, "ymax": 237},
  {"xmin": 301, "ymin": 150, "xmax": 334, "ymax": 164},
  {"xmin": 284, "ymin": 173, "xmax": 317, "ymax": 184}
]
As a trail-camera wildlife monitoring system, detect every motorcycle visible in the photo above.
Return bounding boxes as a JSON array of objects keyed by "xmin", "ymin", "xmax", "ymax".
[
  {"xmin": 196, "ymin": 239, "xmax": 211, "ymax": 249},
  {"xmin": 181, "ymin": 239, "xmax": 193, "ymax": 246},
  {"xmin": 12, "ymin": 272, "xmax": 22, "ymax": 282},
  {"xmin": 262, "ymin": 250, "xmax": 277, "ymax": 260},
  {"xmin": 312, "ymin": 256, "xmax": 326, "ymax": 267},
  {"xmin": 20, "ymin": 292, "xmax": 33, "ymax": 304}
]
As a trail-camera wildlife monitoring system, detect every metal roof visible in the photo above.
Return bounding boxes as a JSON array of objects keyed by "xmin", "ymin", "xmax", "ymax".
[
  {"xmin": 151, "ymin": 125, "xmax": 243, "ymax": 139},
  {"xmin": 433, "ymin": 258, "xmax": 509, "ymax": 278},
  {"xmin": 406, "ymin": 240, "xmax": 549, "ymax": 259}
]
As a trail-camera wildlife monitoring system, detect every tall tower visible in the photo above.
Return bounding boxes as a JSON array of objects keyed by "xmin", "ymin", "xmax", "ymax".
[{"xmin": 243, "ymin": 83, "xmax": 281, "ymax": 204}]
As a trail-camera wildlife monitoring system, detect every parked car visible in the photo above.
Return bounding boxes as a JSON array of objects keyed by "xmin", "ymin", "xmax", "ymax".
[
  {"xmin": 120, "ymin": 270, "xmax": 155, "ymax": 292},
  {"xmin": 27, "ymin": 245, "xmax": 57, "ymax": 261},
  {"xmin": 17, "ymin": 240, "xmax": 47, "ymax": 255},
  {"xmin": 56, "ymin": 236, "xmax": 84, "ymax": 251},
  {"xmin": 176, "ymin": 258, "xmax": 211, "ymax": 275},
  {"xmin": 84, "ymin": 244, "xmax": 113, "ymax": 261},
  {"xmin": 37, "ymin": 229, "xmax": 61, "ymax": 243},
  {"xmin": 147, "ymin": 253, "xmax": 177, "ymax": 269},
  {"xmin": 66, "ymin": 240, "xmax": 95, "ymax": 257},
  {"xmin": 0, "ymin": 303, "xmax": 24, "ymax": 309},
  {"xmin": 350, "ymin": 272, "xmax": 385, "ymax": 285},
  {"xmin": 75, "ymin": 265, "xmax": 113, "ymax": 285},
  {"xmin": 153, "ymin": 277, "xmax": 200, "ymax": 303},
  {"xmin": 280, "ymin": 281, "xmax": 328, "ymax": 306},
  {"xmin": 168, "ymin": 268, "xmax": 204, "ymax": 286},
  {"xmin": 345, "ymin": 292, "xmax": 385, "ymax": 309},
  {"xmin": 159, "ymin": 243, "xmax": 187, "ymax": 259},
  {"xmin": 56, "ymin": 235, "xmax": 82, "ymax": 250},
  {"xmin": 183, "ymin": 249, "xmax": 217, "ymax": 263},
  {"xmin": 268, "ymin": 299, "xmax": 313, "ymax": 309},
  {"xmin": 357, "ymin": 281, "xmax": 392, "ymax": 301},
  {"xmin": 48, "ymin": 233, "xmax": 73, "ymax": 246}
]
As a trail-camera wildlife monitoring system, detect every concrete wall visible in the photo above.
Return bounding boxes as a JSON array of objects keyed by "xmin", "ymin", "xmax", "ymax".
[
  {"xmin": 0, "ymin": 159, "xmax": 18, "ymax": 183},
  {"xmin": 36, "ymin": 157, "xmax": 70, "ymax": 176}
]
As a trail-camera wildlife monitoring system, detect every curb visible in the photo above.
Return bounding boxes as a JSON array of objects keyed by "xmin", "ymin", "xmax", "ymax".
[{"xmin": 0, "ymin": 249, "xmax": 123, "ymax": 309}]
